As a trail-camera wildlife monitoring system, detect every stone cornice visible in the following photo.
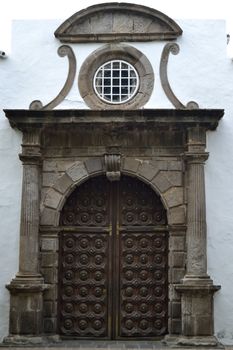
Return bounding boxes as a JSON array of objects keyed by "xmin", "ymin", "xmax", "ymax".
[{"xmin": 4, "ymin": 109, "xmax": 224, "ymax": 131}]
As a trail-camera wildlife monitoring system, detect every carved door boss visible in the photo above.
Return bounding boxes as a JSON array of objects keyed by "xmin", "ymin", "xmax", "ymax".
[{"xmin": 58, "ymin": 175, "xmax": 168, "ymax": 339}]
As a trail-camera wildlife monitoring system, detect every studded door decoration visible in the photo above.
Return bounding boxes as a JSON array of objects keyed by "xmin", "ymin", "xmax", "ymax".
[{"xmin": 59, "ymin": 175, "xmax": 168, "ymax": 339}]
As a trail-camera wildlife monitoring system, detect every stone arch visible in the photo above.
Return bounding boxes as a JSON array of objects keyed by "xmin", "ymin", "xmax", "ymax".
[{"xmin": 41, "ymin": 157, "xmax": 185, "ymax": 227}]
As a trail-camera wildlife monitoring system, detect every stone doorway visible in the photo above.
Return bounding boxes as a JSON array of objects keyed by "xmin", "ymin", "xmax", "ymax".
[
  {"xmin": 4, "ymin": 108, "xmax": 223, "ymax": 346},
  {"xmin": 58, "ymin": 175, "xmax": 168, "ymax": 339}
]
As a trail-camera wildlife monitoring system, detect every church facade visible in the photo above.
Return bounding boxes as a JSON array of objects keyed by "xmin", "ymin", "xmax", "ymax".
[{"xmin": 0, "ymin": 2, "xmax": 232, "ymax": 346}]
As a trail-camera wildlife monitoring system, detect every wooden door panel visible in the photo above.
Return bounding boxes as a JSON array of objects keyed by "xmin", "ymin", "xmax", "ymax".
[
  {"xmin": 118, "ymin": 232, "xmax": 168, "ymax": 337},
  {"xmin": 58, "ymin": 175, "xmax": 168, "ymax": 339},
  {"xmin": 59, "ymin": 232, "xmax": 111, "ymax": 337}
]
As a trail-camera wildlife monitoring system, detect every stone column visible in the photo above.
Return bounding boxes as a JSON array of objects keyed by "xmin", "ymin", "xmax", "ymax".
[
  {"xmin": 175, "ymin": 127, "xmax": 220, "ymax": 346},
  {"xmin": 5, "ymin": 128, "xmax": 47, "ymax": 343},
  {"xmin": 184, "ymin": 152, "xmax": 209, "ymax": 281}
]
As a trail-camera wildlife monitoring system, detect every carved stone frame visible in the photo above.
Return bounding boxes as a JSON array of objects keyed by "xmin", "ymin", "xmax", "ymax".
[{"xmin": 4, "ymin": 108, "xmax": 223, "ymax": 346}]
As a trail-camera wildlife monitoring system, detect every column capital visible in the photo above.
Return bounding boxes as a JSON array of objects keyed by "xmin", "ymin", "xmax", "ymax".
[
  {"xmin": 20, "ymin": 127, "xmax": 42, "ymax": 165},
  {"xmin": 184, "ymin": 151, "xmax": 209, "ymax": 164},
  {"xmin": 19, "ymin": 152, "xmax": 42, "ymax": 165}
]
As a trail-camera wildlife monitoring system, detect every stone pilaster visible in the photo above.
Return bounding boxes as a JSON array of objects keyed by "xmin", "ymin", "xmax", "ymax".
[
  {"xmin": 5, "ymin": 128, "xmax": 47, "ymax": 342},
  {"xmin": 184, "ymin": 152, "xmax": 209, "ymax": 281},
  {"xmin": 174, "ymin": 127, "xmax": 221, "ymax": 346}
]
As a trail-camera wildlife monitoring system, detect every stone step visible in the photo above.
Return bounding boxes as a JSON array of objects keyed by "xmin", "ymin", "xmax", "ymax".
[{"xmin": 0, "ymin": 340, "xmax": 231, "ymax": 350}]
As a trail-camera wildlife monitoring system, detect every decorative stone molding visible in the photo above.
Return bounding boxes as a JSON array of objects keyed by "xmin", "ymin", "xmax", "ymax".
[
  {"xmin": 54, "ymin": 3, "xmax": 182, "ymax": 43},
  {"xmin": 104, "ymin": 154, "xmax": 121, "ymax": 181},
  {"xmin": 159, "ymin": 43, "xmax": 199, "ymax": 109},
  {"xmin": 78, "ymin": 44, "xmax": 154, "ymax": 110},
  {"xmin": 5, "ymin": 127, "xmax": 47, "ymax": 340},
  {"xmin": 4, "ymin": 108, "xmax": 223, "ymax": 342},
  {"xmin": 29, "ymin": 45, "xmax": 76, "ymax": 110}
]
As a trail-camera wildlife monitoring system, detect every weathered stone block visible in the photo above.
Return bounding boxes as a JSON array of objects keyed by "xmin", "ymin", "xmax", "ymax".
[
  {"xmin": 171, "ymin": 319, "xmax": 181, "ymax": 334},
  {"xmin": 122, "ymin": 157, "xmax": 140, "ymax": 173},
  {"xmin": 168, "ymin": 160, "xmax": 183, "ymax": 171},
  {"xmin": 66, "ymin": 162, "xmax": 88, "ymax": 182},
  {"xmin": 152, "ymin": 171, "xmax": 171, "ymax": 193},
  {"xmin": 151, "ymin": 160, "xmax": 168, "ymax": 171},
  {"xmin": 169, "ymin": 235, "xmax": 185, "ymax": 252},
  {"xmin": 44, "ymin": 284, "xmax": 57, "ymax": 301},
  {"xmin": 169, "ymin": 284, "xmax": 181, "ymax": 302},
  {"xmin": 9, "ymin": 292, "xmax": 43, "ymax": 335},
  {"xmin": 192, "ymin": 295, "xmax": 211, "ymax": 315},
  {"xmin": 138, "ymin": 162, "xmax": 159, "ymax": 181},
  {"xmin": 43, "ymin": 301, "xmax": 56, "ymax": 317},
  {"xmin": 43, "ymin": 160, "xmax": 74, "ymax": 172},
  {"xmin": 41, "ymin": 267, "xmax": 57, "ymax": 283},
  {"xmin": 172, "ymin": 268, "xmax": 185, "ymax": 283},
  {"xmin": 41, "ymin": 238, "xmax": 58, "ymax": 252},
  {"xmin": 171, "ymin": 301, "xmax": 181, "ymax": 319},
  {"xmin": 44, "ymin": 318, "xmax": 57, "ymax": 334},
  {"xmin": 40, "ymin": 207, "xmax": 58, "ymax": 226},
  {"xmin": 41, "ymin": 253, "xmax": 58, "ymax": 268},
  {"xmin": 85, "ymin": 158, "xmax": 103, "ymax": 174},
  {"xmin": 42, "ymin": 172, "xmax": 60, "ymax": 187},
  {"xmin": 166, "ymin": 171, "xmax": 183, "ymax": 187},
  {"xmin": 168, "ymin": 206, "xmax": 186, "ymax": 225},
  {"xmin": 171, "ymin": 252, "xmax": 186, "ymax": 268},
  {"xmin": 164, "ymin": 187, "xmax": 184, "ymax": 208},
  {"xmin": 53, "ymin": 173, "xmax": 73, "ymax": 194},
  {"xmin": 44, "ymin": 188, "xmax": 63, "ymax": 210}
]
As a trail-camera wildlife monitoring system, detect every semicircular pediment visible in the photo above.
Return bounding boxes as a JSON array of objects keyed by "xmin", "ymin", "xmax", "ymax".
[{"xmin": 54, "ymin": 2, "xmax": 182, "ymax": 43}]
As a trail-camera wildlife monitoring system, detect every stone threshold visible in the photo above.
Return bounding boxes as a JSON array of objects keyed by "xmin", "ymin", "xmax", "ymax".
[{"xmin": 0, "ymin": 339, "xmax": 231, "ymax": 350}]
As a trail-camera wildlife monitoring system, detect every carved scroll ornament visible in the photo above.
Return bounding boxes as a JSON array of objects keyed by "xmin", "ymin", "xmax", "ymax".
[
  {"xmin": 160, "ymin": 43, "xmax": 199, "ymax": 109},
  {"xmin": 29, "ymin": 45, "xmax": 76, "ymax": 110}
]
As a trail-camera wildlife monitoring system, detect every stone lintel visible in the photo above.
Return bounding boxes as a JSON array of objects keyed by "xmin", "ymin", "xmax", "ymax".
[{"xmin": 4, "ymin": 109, "xmax": 224, "ymax": 132}]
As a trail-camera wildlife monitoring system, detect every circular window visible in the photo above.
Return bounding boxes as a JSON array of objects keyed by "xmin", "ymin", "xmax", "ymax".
[
  {"xmin": 93, "ymin": 60, "xmax": 139, "ymax": 104},
  {"xmin": 78, "ymin": 44, "xmax": 154, "ymax": 109}
]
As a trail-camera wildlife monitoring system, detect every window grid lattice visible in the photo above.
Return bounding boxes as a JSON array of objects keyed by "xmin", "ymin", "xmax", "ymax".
[{"xmin": 93, "ymin": 60, "xmax": 139, "ymax": 104}]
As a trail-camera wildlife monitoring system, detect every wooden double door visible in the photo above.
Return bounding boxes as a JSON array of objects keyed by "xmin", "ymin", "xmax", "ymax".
[{"xmin": 58, "ymin": 175, "xmax": 168, "ymax": 339}]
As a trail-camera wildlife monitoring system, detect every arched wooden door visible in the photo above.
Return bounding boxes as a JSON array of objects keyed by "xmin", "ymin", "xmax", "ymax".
[{"xmin": 58, "ymin": 175, "xmax": 168, "ymax": 339}]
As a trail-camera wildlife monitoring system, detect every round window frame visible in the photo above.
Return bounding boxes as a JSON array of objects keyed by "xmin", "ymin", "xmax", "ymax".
[
  {"xmin": 78, "ymin": 44, "xmax": 154, "ymax": 109},
  {"xmin": 93, "ymin": 59, "xmax": 140, "ymax": 105}
]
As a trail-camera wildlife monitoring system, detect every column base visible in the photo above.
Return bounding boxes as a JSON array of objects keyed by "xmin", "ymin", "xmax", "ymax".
[
  {"xmin": 3, "ymin": 334, "xmax": 61, "ymax": 346},
  {"xmin": 6, "ymin": 275, "xmax": 48, "ymax": 336},
  {"xmin": 175, "ymin": 278, "xmax": 220, "ymax": 338},
  {"xmin": 164, "ymin": 334, "xmax": 223, "ymax": 347}
]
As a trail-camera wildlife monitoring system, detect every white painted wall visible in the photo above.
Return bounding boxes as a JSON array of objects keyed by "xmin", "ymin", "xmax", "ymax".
[{"xmin": 0, "ymin": 17, "xmax": 232, "ymax": 343}]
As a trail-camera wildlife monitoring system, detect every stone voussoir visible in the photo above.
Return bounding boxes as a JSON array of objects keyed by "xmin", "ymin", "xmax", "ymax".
[
  {"xmin": 66, "ymin": 162, "xmax": 88, "ymax": 182},
  {"xmin": 137, "ymin": 161, "xmax": 159, "ymax": 181},
  {"xmin": 168, "ymin": 205, "xmax": 186, "ymax": 225},
  {"xmin": 40, "ymin": 207, "xmax": 58, "ymax": 226},
  {"xmin": 163, "ymin": 187, "xmax": 184, "ymax": 208},
  {"xmin": 84, "ymin": 158, "xmax": 103, "ymax": 174},
  {"xmin": 122, "ymin": 157, "xmax": 141, "ymax": 174},
  {"xmin": 43, "ymin": 188, "xmax": 63, "ymax": 210},
  {"xmin": 53, "ymin": 173, "xmax": 74, "ymax": 194},
  {"xmin": 152, "ymin": 170, "xmax": 172, "ymax": 193}
]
